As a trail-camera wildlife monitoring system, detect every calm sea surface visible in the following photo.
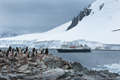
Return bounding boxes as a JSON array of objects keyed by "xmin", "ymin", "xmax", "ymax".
[{"xmin": 49, "ymin": 50, "xmax": 120, "ymax": 69}]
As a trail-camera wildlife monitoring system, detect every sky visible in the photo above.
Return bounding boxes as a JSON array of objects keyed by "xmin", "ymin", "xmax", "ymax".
[{"xmin": 0, "ymin": 0, "xmax": 95, "ymax": 34}]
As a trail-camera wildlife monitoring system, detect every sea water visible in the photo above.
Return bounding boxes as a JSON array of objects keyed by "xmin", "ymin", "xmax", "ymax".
[{"xmin": 50, "ymin": 50, "xmax": 120, "ymax": 74}]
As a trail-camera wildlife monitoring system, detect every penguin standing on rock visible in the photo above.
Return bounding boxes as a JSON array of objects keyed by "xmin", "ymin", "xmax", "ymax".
[
  {"xmin": 8, "ymin": 46, "xmax": 12, "ymax": 52},
  {"xmin": 6, "ymin": 50, "xmax": 9, "ymax": 57},
  {"xmin": 45, "ymin": 48, "xmax": 49, "ymax": 55},
  {"xmin": 41, "ymin": 49, "xmax": 45, "ymax": 54},
  {"xmin": 32, "ymin": 48, "xmax": 36, "ymax": 53},
  {"xmin": 0, "ymin": 49, "xmax": 2, "ymax": 52},
  {"xmin": 27, "ymin": 52, "xmax": 30, "ymax": 58},
  {"xmin": 14, "ymin": 50, "xmax": 18, "ymax": 57},
  {"xmin": 16, "ymin": 47, "xmax": 19, "ymax": 53},
  {"xmin": 25, "ymin": 47, "xmax": 28, "ymax": 53}
]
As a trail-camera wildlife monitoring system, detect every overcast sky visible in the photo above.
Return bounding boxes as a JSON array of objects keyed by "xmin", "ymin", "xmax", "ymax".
[{"xmin": 0, "ymin": 0, "xmax": 95, "ymax": 34}]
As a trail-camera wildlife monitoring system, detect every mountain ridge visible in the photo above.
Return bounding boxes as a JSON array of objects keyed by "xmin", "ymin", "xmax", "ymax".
[{"xmin": 0, "ymin": 27, "xmax": 17, "ymax": 38}]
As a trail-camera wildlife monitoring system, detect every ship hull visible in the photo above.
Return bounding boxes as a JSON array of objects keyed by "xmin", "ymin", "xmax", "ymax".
[{"xmin": 57, "ymin": 49, "xmax": 91, "ymax": 53}]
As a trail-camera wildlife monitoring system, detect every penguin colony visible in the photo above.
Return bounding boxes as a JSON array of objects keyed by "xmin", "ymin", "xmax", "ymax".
[{"xmin": 0, "ymin": 46, "xmax": 49, "ymax": 66}]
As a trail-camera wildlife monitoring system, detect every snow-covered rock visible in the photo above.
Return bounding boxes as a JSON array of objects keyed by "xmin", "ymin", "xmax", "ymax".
[{"xmin": 0, "ymin": 27, "xmax": 17, "ymax": 38}]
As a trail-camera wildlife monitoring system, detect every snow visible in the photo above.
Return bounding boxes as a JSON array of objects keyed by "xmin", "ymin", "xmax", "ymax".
[
  {"xmin": 0, "ymin": 21, "xmax": 71, "ymax": 40},
  {"xmin": 35, "ymin": 0, "xmax": 120, "ymax": 44},
  {"xmin": 0, "ymin": 0, "xmax": 120, "ymax": 48},
  {"xmin": 0, "ymin": 27, "xmax": 17, "ymax": 38}
]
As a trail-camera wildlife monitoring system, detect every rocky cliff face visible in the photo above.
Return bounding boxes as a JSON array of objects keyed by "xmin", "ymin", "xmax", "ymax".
[{"xmin": 66, "ymin": 7, "xmax": 92, "ymax": 31}]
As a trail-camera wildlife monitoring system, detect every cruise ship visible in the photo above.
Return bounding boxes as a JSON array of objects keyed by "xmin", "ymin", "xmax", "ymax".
[{"xmin": 57, "ymin": 44, "xmax": 91, "ymax": 53}]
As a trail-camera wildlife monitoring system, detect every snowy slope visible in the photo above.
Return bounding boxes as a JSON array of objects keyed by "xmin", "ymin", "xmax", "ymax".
[
  {"xmin": 0, "ymin": 0, "xmax": 120, "ymax": 49},
  {"xmin": 0, "ymin": 21, "xmax": 71, "ymax": 40},
  {"xmin": 0, "ymin": 27, "xmax": 17, "ymax": 38},
  {"xmin": 36, "ymin": 0, "xmax": 120, "ymax": 44}
]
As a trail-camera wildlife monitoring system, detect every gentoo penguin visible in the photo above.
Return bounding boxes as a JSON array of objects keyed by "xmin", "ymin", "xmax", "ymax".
[
  {"xmin": 32, "ymin": 48, "xmax": 36, "ymax": 53},
  {"xmin": 41, "ymin": 49, "xmax": 45, "ymax": 54},
  {"xmin": 6, "ymin": 50, "xmax": 9, "ymax": 57},
  {"xmin": 45, "ymin": 48, "xmax": 49, "ymax": 55},
  {"xmin": 16, "ymin": 47, "xmax": 19, "ymax": 53},
  {"xmin": 8, "ymin": 46, "xmax": 12, "ymax": 51},
  {"xmin": 0, "ymin": 49, "xmax": 2, "ymax": 52},
  {"xmin": 25, "ymin": 47, "xmax": 28, "ymax": 52},
  {"xmin": 27, "ymin": 52, "xmax": 30, "ymax": 58},
  {"xmin": 14, "ymin": 50, "xmax": 18, "ymax": 57}
]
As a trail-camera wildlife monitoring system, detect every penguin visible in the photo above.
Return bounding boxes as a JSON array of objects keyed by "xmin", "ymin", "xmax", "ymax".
[
  {"xmin": 25, "ymin": 47, "xmax": 28, "ymax": 52},
  {"xmin": 6, "ymin": 50, "xmax": 9, "ymax": 57},
  {"xmin": 0, "ymin": 49, "xmax": 2, "ymax": 52},
  {"xmin": 45, "ymin": 48, "xmax": 49, "ymax": 55},
  {"xmin": 16, "ymin": 47, "xmax": 19, "ymax": 53},
  {"xmin": 14, "ymin": 51, "xmax": 18, "ymax": 57},
  {"xmin": 41, "ymin": 49, "xmax": 44, "ymax": 54},
  {"xmin": 8, "ymin": 46, "xmax": 12, "ymax": 51},
  {"xmin": 32, "ymin": 48, "xmax": 36, "ymax": 53},
  {"xmin": 12, "ymin": 49, "xmax": 14, "ymax": 52},
  {"xmin": 24, "ymin": 51, "xmax": 26, "ymax": 54}
]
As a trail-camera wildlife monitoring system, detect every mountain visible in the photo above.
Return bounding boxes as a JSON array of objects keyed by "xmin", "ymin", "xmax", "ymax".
[
  {"xmin": 0, "ymin": 27, "xmax": 17, "ymax": 38},
  {"xmin": 0, "ymin": 0, "xmax": 120, "ymax": 49}
]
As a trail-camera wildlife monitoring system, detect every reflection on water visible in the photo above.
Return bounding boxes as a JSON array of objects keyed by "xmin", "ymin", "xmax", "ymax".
[{"xmin": 50, "ymin": 50, "xmax": 120, "ymax": 69}]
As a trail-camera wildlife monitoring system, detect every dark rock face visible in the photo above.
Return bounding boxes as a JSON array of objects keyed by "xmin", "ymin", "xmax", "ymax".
[
  {"xmin": 66, "ymin": 7, "xmax": 92, "ymax": 31},
  {"xmin": 79, "ymin": 8, "xmax": 92, "ymax": 21},
  {"xmin": 71, "ymin": 62, "xmax": 85, "ymax": 72},
  {"xmin": 66, "ymin": 16, "xmax": 79, "ymax": 31},
  {"xmin": 99, "ymin": 3, "xmax": 104, "ymax": 10}
]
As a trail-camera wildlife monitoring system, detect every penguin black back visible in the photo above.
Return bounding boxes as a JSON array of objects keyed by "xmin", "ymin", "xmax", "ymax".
[
  {"xmin": 32, "ymin": 48, "xmax": 35, "ymax": 53},
  {"xmin": 16, "ymin": 47, "xmax": 19, "ymax": 53},
  {"xmin": 8, "ymin": 46, "xmax": 12, "ymax": 51},
  {"xmin": 14, "ymin": 52, "xmax": 17, "ymax": 57},
  {"xmin": 0, "ymin": 49, "xmax": 2, "ymax": 52},
  {"xmin": 45, "ymin": 48, "xmax": 49, "ymax": 55},
  {"xmin": 25, "ymin": 47, "xmax": 28, "ymax": 52},
  {"xmin": 41, "ymin": 49, "xmax": 44, "ymax": 54},
  {"xmin": 6, "ymin": 50, "xmax": 9, "ymax": 57}
]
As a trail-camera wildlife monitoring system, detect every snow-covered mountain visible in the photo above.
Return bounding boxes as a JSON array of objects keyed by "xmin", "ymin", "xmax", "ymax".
[
  {"xmin": 0, "ymin": 0, "xmax": 120, "ymax": 49},
  {"xmin": 0, "ymin": 27, "xmax": 17, "ymax": 38}
]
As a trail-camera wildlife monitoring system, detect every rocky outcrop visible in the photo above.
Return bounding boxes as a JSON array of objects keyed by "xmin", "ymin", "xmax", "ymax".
[
  {"xmin": 0, "ymin": 51, "xmax": 119, "ymax": 80},
  {"xmin": 66, "ymin": 16, "xmax": 79, "ymax": 31},
  {"xmin": 99, "ymin": 3, "xmax": 104, "ymax": 10},
  {"xmin": 66, "ymin": 7, "xmax": 92, "ymax": 31}
]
